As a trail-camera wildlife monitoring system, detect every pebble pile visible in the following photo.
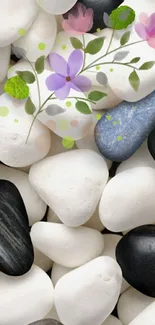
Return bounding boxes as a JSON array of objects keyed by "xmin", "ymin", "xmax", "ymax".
[{"xmin": 1, "ymin": 0, "xmax": 155, "ymax": 325}]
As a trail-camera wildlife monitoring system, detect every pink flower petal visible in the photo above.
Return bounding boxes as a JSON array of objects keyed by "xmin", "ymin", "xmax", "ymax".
[
  {"xmin": 48, "ymin": 53, "xmax": 68, "ymax": 76},
  {"xmin": 135, "ymin": 22, "xmax": 147, "ymax": 40},
  {"xmin": 146, "ymin": 13, "xmax": 155, "ymax": 37},
  {"xmin": 147, "ymin": 37, "xmax": 155, "ymax": 49},
  {"xmin": 68, "ymin": 50, "xmax": 83, "ymax": 77},
  {"xmin": 139, "ymin": 12, "xmax": 148, "ymax": 25},
  {"xmin": 72, "ymin": 75, "xmax": 92, "ymax": 92},
  {"xmin": 55, "ymin": 83, "xmax": 71, "ymax": 100},
  {"xmin": 46, "ymin": 74, "xmax": 66, "ymax": 91}
]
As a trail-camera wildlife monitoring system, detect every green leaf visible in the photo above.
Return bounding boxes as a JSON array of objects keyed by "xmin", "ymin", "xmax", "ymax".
[
  {"xmin": 139, "ymin": 61, "xmax": 155, "ymax": 70},
  {"xmin": 120, "ymin": 31, "xmax": 131, "ymax": 46},
  {"xmin": 4, "ymin": 76, "xmax": 29, "ymax": 99},
  {"xmin": 110, "ymin": 5, "xmax": 135, "ymax": 30},
  {"xmin": 130, "ymin": 57, "xmax": 140, "ymax": 64},
  {"xmin": 70, "ymin": 37, "xmax": 83, "ymax": 49},
  {"xmin": 76, "ymin": 101, "xmax": 92, "ymax": 114},
  {"xmin": 85, "ymin": 37, "xmax": 105, "ymax": 55},
  {"xmin": 17, "ymin": 71, "xmax": 35, "ymax": 84},
  {"xmin": 114, "ymin": 51, "xmax": 129, "ymax": 61},
  {"xmin": 88, "ymin": 91, "xmax": 107, "ymax": 101},
  {"xmin": 35, "ymin": 56, "xmax": 45, "ymax": 74},
  {"xmin": 129, "ymin": 70, "xmax": 140, "ymax": 92},
  {"xmin": 25, "ymin": 97, "xmax": 36, "ymax": 115}
]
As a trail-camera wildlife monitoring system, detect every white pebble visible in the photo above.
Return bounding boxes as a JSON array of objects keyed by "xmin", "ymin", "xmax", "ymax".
[
  {"xmin": 0, "ymin": 46, "xmax": 11, "ymax": 82},
  {"xmin": 117, "ymin": 287, "xmax": 154, "ymax": 325},
  {"xmin": 99, "ymin": 167, "xmax": 155, "ymax": 232},
  {"xmin": 128, "ymin": 301, "xmax": 155, "ymax": 325},
  {"xmin": 13, "ymin": 10, "xmax": 57, "ymax": 62},
  {"xmin": 0, "ymin": 265, "xmax": 54, "ymax": 325},
  {"xmin": 29, "ymin": 149, "xmax": 109, "ymax": 227},
  {"xmin": 31, "ymin": 222, "xmax": 104, "ymax": 267},
  {"xmin": 36, "ymin": 0, "xmax": 77, "ymax": 15},
  {"xmin": 0, "ymin": 165, "xmax": 46, "ymax": 225},
  {"xmin": 103, "ymin": 315, "xmax": 123, "ymax": 325},
  {"xmin": 55, "ymin": 256, "xmax": 122, "ymax": 325}
]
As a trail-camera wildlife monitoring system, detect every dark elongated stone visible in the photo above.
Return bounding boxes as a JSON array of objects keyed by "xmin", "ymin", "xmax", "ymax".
[
  {"xmin": 116, "ymin": 225, "xmax": 155, "ymax": 297},
  {"xmin": 148, "ymin": 127, "xmax": 155, "ymax": 160},
  {"xmin": 73, "ymin": 0, "xmax": 124, "ymax": 32},
  {"xmin": 28, "ymin": 319, "xmax": 63, "ymax": 325},
  {"xmin": 0, "ymin": 180, "xmax": 34, "ymax": 276}
]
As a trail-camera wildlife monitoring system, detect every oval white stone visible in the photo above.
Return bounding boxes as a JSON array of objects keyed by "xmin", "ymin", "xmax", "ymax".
[
  {"xmin": 36, "ymin": 0, "xmax": 77, "ymax": 15},
  {"xmin": 29, "ymin": 149, "xmax": 109, "ymax": 226},
  {"xmin": 55, "ymin": 256, "xmax": 122, "ymax": 325},
  {"xmin": 0, "ymin": 265, "xmax": 54, "ymax": 325},
  {"xmin": 31, "ymin": 222, "xmax": 104, "ymax": 267}
]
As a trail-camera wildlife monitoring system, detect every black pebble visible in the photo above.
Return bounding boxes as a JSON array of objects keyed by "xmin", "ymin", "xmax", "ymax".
[
  {"xmin": 148, "ymin": 128, "xmax": 155, "ymax": 160},
  {"xmin": 0, "ymin": 180, "xmax": 34, "ymax": 276},
  {"xmin": 116, "ymin": 225, "xmax": 155, "ymax": 297},
  {"xmin": 28, "ymin": 319, "xmax": 64, "ymax": 325},
  {"xmin": 72, "ymin": 0, "xmax": 124, "ymax": 32}
]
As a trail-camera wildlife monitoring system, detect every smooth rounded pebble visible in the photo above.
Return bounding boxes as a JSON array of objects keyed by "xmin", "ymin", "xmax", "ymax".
[
  {"xmin": 55, "ymin": 256, "xmax": 122, "ymax": 325},
  {"xmin": 0, "ymin": 265, "xmax": 54, "ymax": 325},
  {"xmin": 36, "ymin": 0, "xmax": 77, "ymax": 15},
  {"xmin": 29, "ymin": 150, "xmax": 108, "ymax": 227},
  {"xmin": 116, "ymin": 141, "xmax": 155, "ymax": 174},
  {"xmin": 116, "ymin": 225, "xmax": 155, "ymax": 297},
  {"xmin": 0, "ymin": 180, "xmax": 33, "ymax": 276},
  {"xmin": 0, "ymin": 46, "xmax": 11, "ymax": 82},
  {"xmin": 13, "ymin": 11, "xmax": 57, "ymax": 62},
  {"xmin": 103, "ymin": 315, "xmax": 123, "ymax": 325},
  {"xmin": 33, "ymin": 247, "xmax": 53, "ymax": 272},
  {"xmin": 31, "ymin": 222, "xmax": 104, "ymax": 267},
  {"xmin": 102, "ymin": 234, "xmax": 130, "ymax": 293},
  {"xmin": 28, "ymin": 319, "xmax": 63, "ymax": 325},
  {"xmin": 128, "ymin": 301, "xmax": 155, "ymax": 325},
  {"xmin": 0, "ymin": 0, "xmax": 38, "ymax": 47},
  {"xmin": 117, "ymin": 287, "xmax": 154, "ymax": 325},
  {"xmin": 0, "ymin": 165, "xmax": 46, "ymax": 225},
  {"xmin": 99, "ymin": 167, "xmax": 155, "ymax": 232},
  {"xmin": 0, "ymin": 94, "xmax": 51, "ymax": 167},
  {"xmin": 51, "ymin": 263, "xmax": 74, "ymax": 286}
]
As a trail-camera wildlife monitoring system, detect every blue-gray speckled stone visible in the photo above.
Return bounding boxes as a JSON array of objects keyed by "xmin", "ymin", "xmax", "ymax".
[{"xmin": 95, "ymin": 91, "xmax": 155, "ymax": 162}]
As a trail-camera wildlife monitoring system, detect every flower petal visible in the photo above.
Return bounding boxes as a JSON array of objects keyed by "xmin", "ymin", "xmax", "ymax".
[
  {"xmin": 139, "ymin": 12, "xmax": 148, "ymax": 25},
  {"xmin": 55, "ymin": 83, "xmax": 71, "ymax": 100},
  {"xmin": 135, "ymin": 22, "xmax": 147, "ymax": 40},
  {"xmin": 147, "ymin": 37, "xmax": 155, "ymax": 49},
  {"xmin": 72, "ymin": 75, "xmax": 92, "ymax": 92},
  {"xmin": 146, "ymin": 13, "xmax": 155, "ymax": 37},
  {"xmin": 48, "ymin": 53, "xmax": 68, "ymax": 76},
  {"xmin": 68, "ymin": 50, "xmax": 83, "ymax": 77},
  {"xmin": 46, "ymin": 73, "xmax": 66, "ymax": 91}
]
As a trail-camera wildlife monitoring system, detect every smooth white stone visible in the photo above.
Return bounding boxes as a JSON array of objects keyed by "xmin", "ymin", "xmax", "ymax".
[
  {"xmin": 13, "ymin": 11, "xmax": 57, "ymax": 62},
  {"xmin": 46, "ymin": 306, "xmax": 60, "ymax": 321},
  {"xmin": 31, "ymin": 222, "xmax": 104, "ymax": 267},
  {"xmin": 99, "ymin": 167, "xmax": 155, "ymax": 232},
  {"xmin": 36, "ymin": 0, "xmax": 77, "ymax": 15},
  {"xmin": 0, "ymin": 94, "xmax": 51, "ymax": 167},
  {"xmin": 33, "ymin": 247, "xmax": 53, "ymax": 272},
  {"xmin": 103, "ymin": 315, "xmax": 123, "ymax": 325},
  {"xmin": 118, "ymin": 287, "xmax": 154, "ymax": 325},
  {"xmin": 0, "ymin": 0, "xmax": 38, "ymax": 47},
  {"xmin": 116, "ymin": 142, "xmax": 155, "ymax": 174},
  {"xmin": 29, "ymin": 149, "xmax": 109, "ymax": 227},
  {"xmin": 55, "ymin": 256, "xmax": 122, "ymax": 325},
  {"xmin": 0, "ymin": 165, "xmax": 46, "ymax": 225},
  {"xmin": 7, "ymin": 58, "xmax": 51, "ymax": 79},
  {"xmin": 76, "ymin": 111, "xmax": 112, "ymax": 170},
  {"xmin": 0, "ymin": 46, "xmax": 11, "ymax": 83},
  {"xmin": 51, "ymin": 263, "xmax": 74, "ymax": 286},
  {"xmin": 128, "ymin": 301, "xmax": 155, "ymax": 325},
  {"xmin": 102, "ymin": 234, "xmax": 130, "ymax": 293},
  {"xmin": 0, "ymin": 265, "xmax": 54, "ymax": 325},
  {"xmin": 47, "ymin": 131, "xmax": 77, "ymax": 157}
]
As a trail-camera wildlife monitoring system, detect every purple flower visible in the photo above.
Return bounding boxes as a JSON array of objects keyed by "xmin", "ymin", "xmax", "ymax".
[
  {"xmin": 46, "ymin": 50, "xmax": 92, "ymax": 100},
  {"xmin": 135, "ymin": 12, "xmax": 155, "ymax": 49}
]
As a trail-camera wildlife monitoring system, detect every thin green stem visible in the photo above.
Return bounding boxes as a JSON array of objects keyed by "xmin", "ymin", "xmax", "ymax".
[
  {"xmin": 25, "ymin": 56, "xmax": 41, "ymax": 108},
  {"xmin": 81, "ymin": 39, "xmax": 145, "ymax": 73},
  {"xmin": 105, "ymin": 29, "xmax": 114, "ymax": 55},
  {"xmin": 89, "ymin": 61, "xmax": 140, "ymax": 70},
  {"xmin": 40, "ymin": 95, "xmax": 96, "ymax": 109},
  {"xmin": 40, "ymin": 92, "xmax": 55, "ymax": 111},
  {"xmin": 25, "ymin": 113, "xmax": 38, "ymax": 144}
]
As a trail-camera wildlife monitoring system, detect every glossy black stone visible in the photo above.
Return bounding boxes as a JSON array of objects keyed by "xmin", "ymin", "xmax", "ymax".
[
  {"xmin": 0, "ymin": 180, "xmax": 34, "ymax": 276},
  {"xmin": 75, "ymin": 0, "xmax": 124, "ymax": 32},
  {"xmin": 116, "ymin": 225, "xmax": 155, "ymax": 297},
  {"xmin": 28, "ymin": 320, "xmax": 63, "ymax": 325},
  {"xmin": 148, "ymin": 127, "xmax": 155, "ymax": 160}
]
